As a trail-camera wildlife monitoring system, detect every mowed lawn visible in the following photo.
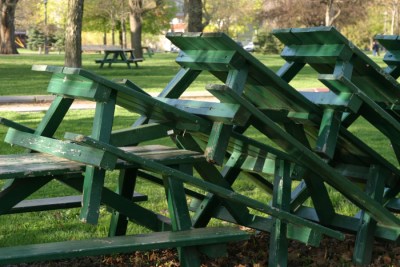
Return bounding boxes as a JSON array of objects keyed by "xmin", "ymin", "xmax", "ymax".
[
  {"xmin": 0, "ymin": 50, "xmax": 346, "ymax": 96},
  {"xmin": 0, "ymin": 50, "xmax": 395, "ymax": 248}
]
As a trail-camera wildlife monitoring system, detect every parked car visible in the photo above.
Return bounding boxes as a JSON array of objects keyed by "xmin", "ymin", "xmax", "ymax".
[{"xmin": 243, "ymin": 42, "xmax": 255, "ymax": 52}]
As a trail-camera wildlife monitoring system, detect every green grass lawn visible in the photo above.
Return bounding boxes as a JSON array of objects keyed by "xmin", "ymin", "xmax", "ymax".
[
  {"xmin": 0, "ymin": 50, "xmax": 394, "ymax": 250},
  {"xmin": 0, "ymin": 50, "xmax": 385, "ymax": 96}
]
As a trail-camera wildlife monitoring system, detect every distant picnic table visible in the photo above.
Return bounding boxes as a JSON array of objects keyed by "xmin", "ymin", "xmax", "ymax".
[{"xmin": 94, "ymin": 48, "xmax": 143, "ymax": 69}]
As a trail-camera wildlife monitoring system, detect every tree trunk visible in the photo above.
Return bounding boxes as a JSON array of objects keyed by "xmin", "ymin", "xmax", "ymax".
[
  {"xmin": 65, "ymin": 0, "xmax": 84, "ymax": 67},
  {"xmin": 188, "ymin": 0, "xmax": 203, "ymax": 32},
  {"xmin": 121, "ymin": 17, "xmax": 126, "ymax": 49},
  {"xmin": 103, "ymin": 31, "xmax": 107, "ymax": 45},
  {"xmin": 324, "ymin": 0, "xmax": 341, "ymax": 26},
  {"xmin": 129, "ymin": 0, "xmax": 143, "ymax": 58},
  {"xmin": 0, "ymin": 0, "xmax": 19, "ymax": 54}
]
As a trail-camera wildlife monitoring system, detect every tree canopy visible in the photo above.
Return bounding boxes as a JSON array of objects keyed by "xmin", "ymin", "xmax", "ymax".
[{"xmin": 1, "ymin": 0, "xmax": 400, "ymax": 55}]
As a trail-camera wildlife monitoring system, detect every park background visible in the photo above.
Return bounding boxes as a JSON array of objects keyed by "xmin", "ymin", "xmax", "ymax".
[
  {"xmin": 0, "ymin": 0, "xmax": 400, "ymax": 266},
  {"xmin": 1, "ymin": 0, "xmax": 399, "ymax": 58}
]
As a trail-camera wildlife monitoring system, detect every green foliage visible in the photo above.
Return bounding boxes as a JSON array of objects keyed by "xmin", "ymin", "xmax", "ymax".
[
  {"xmin": 26, "ymin": 27, "xmax": 45, "ymax": 51},
  {"xmin": 203, "ymin": 0, "xmax": 263, "ymax": 38},
  {"xmin": 341, "ymin": 4, "xmax": 387, "ymax": 50},
  {"xmin": 256, "ymin": 29, "xmax": 283, "ymax": 54},
  {"xmin": 53, "ymin": 30, "xmax": 66, "ymax": 52},
  {"xmin": 142, "ymin": 0, "xmax": 177, "ymax": 34}
]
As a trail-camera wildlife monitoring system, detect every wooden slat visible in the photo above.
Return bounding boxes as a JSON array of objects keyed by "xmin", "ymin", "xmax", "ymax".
[
  {"xmin": 154, "ymin": 97, "xmax": 251, "ymax": 126},
  {"xmin": 6, "ymin": 193, "xmax": 148, "ymax": 214},
  {"xmin": 0, "ymin": 153, "xmax": 83, "ymax": 179},
  {"xmin": 207, "ymin": 84, "xmax": 400, "ymax": 228},
  {"xmin": 66, "ymin": 133, "xmax": 345, "ymax": 240},
  {"xmin": 0, "ymin": 141, "xmax": 205, "ymax": 179},
  {"xmin": 0, "ymin": 227, "xmax": 249, "ymax": 265}
]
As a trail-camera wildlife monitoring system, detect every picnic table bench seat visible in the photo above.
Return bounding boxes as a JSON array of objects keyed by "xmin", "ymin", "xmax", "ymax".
[
  {"xmin": 0, "ymin": 141, "xmax": 203, "ymax": 215},
  {"xmin": 374, "ymin": 34, "xmax": 400, "ymax": 79},
  {"xmin": 0, "ymin": 227, "xmax": 249, "ymax": 265},
  {"xmin": 94, "ymin": 49, "xmax": 144, "ymax": 69},
  {"xmin": 94, "ymin": 57, "xmax": 144, "ymax": 67}
]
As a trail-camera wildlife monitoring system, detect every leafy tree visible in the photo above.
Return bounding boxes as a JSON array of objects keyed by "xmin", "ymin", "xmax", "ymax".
[
  {"xmin": 376, "ymin": 0, "xmax": 400, "ymax": 35},
  {"xmin": 129, "ymin": 0, "xmax": 175, "ymax": 58},
  {"xmin": 84, "ymin": 0, "xmax": 127, "ymax": 46},
  {"xmin": 261, "ymin": 0, "xmax": 369, "ymax": 28},
  {"xmin": 257, "ymin": 28, "xmax": 283, "ymax": 54},
  {"xmin": 54, "ymin": 29, "xmax": 65, "ymax": 52},
  {"xmin": 203, "ymin": 0, "xmax": 262, "ymax": 38},
  {"xmin": 26, "ymin": 26, "xmax": 45, "ymax": 51},
  {"xmin": 65, "ymin": 0, "xmax": 84, "ymax": 67},
  {"xmin": 0, "ymin": 0, "xmax": 19, "ymax": 54}
]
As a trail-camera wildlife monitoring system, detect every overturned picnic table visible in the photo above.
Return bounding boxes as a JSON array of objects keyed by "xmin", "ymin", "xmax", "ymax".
[
  {"xmin": 95, "ymin": 48, "xmax": 143, "ymax": 69},
  {"xmin": 0, "ymin": 28, "xmax": 400, "ymax": 267}
]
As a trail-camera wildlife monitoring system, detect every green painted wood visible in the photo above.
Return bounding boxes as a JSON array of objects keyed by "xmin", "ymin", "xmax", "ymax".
[
  {"xmin": 154, "ymin": 98, "xmax": 251, "ymax": 126},
  {"xmin": 192, "ymin": 151, "xmax": 246, "ymax": 227},
  {"xmin": 33, "ymin": 65, "xmax": 212, "ymax": 133},
  {"xmin": 6, "ymin": 192, "xmax": 147, "ymax": 215},
  {"xmin": 273, "ymin": 27, "xmax": 400, "ymax": 106},
  {"xmin": 137, "ymin": 170, "xmax": 206, "ymax": 201},
  {"xmin": 276, "ymin": 61, "xmax": 305, "ymax": 82},
  {"xmin": 0, "ymin": 153, "xmax": 84, "ymax": 179},
  {"xmin": 300, "ymin": 91, "xmax": 362, "ymax": 113},
  {"xmin": 175, "ymin": 134, "xmax": 252, "ymax": 226},
  {"xmin": 60, "ymin": 177, "xmax": 172, "ymax": 232},
  {"xmin": 315, "ymin": 108, "xmax": 342, "ymax": 159},
  {"xmin": 320, "ymin": 75, "xmax": 400, "ymax": 147},
  {"xmin": 108, "ymin": 168, "xmax": 138, "ymax": 237},
  {"xmin": 226, "ymin": 66, "xmax": 249, "ymax": 94},
  {"xmin": 375, "ymin": 35, "xmax": 400, "ymax": 78},
  {"xmin": 0, "ymin": 227, "xmax": 249, "ymax": 265},
  {"xmin": 0, "ymin": 177, "xmax": 53, "ymax": 215},
  {"xmin": 46, "ymin": 73, "xmax": 112, "ymax": 102},
  {"xmin": 280, "ymin": 44, "xmax": 353, "ymax": 63},
  {"xmin": 66, "ymin": 133, "xmax": 345, "ymax": 240},
  {"xmin": 4, "ymin": 128, "xmax": 118, "ymax": 170},
  {"xmin": 110, "ymin": 123, "xmax": 171, "ymax": 147},
  {"xmin": 207, "ymin": 84, "xmax": 400, "ymax": 228},
  {"xmin": 175, "ymin": 50, "xmax": 246, "ymax": 71},
  {"xmin": 269, "ymin": 160, "xmax": 291, "ymax": 267},
  {"xmin": 0, "ymin": 144, "xmax": 204, "ymax": 181},
  {"xmin": 80, "ymin": 95, "xmax": 116, "ymax": 224},
  {"xmin": 158, "ymin": 68, "xmax": 202, "ymax": 99},
  {"xmin": 282, "ymin": 121, "xmax": 336, "ymax": 223},
  {"xmin": 0, "ymin": 117, "xmax": 34, "ymax": 133},
  {"xmin": 295, "ymin": 205, "xmax": 400, "ymax": 242},
  {"xmin": 204, "ymin": 122, "xmax": 231, "ymax": 165},
  {"xmin": 167, "ymin": 32, "xmax": 321, "ymax": 115},
  {"xmin": 163, "ymin": 164, "xmax": 201, "ymax": 267},
  {"xmin": 386, "ymin": 198, "xmax": 400, "ymax": 213},
  {"xmin": 33, "ymin": 96, "xmax": 74, "ymax": 137},
  {"xmin": 353, "ymin": 165, "xmax": 386, "ymax": 265}
]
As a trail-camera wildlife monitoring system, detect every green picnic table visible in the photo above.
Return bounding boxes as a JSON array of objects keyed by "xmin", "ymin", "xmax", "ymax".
[{"xmin": 95, "ymin": 48, "xmax": 143, "ymax": 68}]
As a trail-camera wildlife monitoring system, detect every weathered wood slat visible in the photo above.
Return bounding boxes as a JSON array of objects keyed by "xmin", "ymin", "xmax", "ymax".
[
  {"xmin": 0, "ymin": 134, "xmax": 205, "ymax": 179},
  {"xmin": 6, "ymin": 192, "xmax": 148, "ymax": 214},
  {"xmin": 154, "ymin": 97, "xmax": 250, "ymax": 126},
  {"xmin": 0, "ymin": 227, "xmax": 249, "ymax": 265},
  {"xmin": 66, "ymin": 132, "xmax": 345, "ymax": 241}
]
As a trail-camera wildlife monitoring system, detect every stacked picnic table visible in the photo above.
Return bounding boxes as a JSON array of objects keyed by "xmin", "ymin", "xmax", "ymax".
[{"xmin": 0, "ymin": 27, "xmax": 400, "ymax": 267}]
